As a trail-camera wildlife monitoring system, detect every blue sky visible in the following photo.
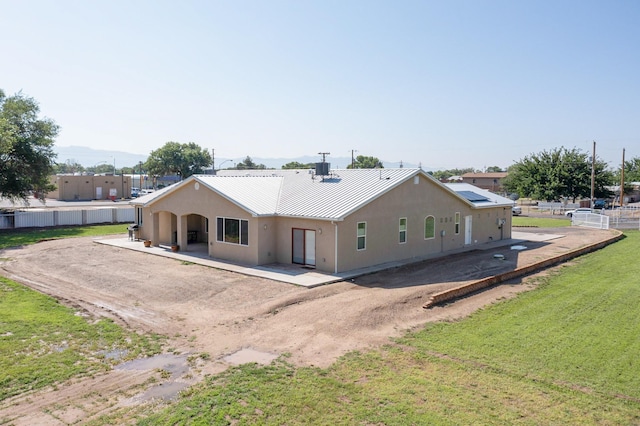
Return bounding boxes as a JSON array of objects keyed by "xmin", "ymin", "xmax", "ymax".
[{"xmin": 2, "ymin": 0, "xmax": 639, "ymax": 170}]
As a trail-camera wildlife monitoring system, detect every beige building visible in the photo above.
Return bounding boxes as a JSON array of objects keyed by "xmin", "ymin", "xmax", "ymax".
[
  {"xmin": 48, "ymin": 175, "xmax": 132, "ymax": 201},
  {"xmin": 131, "ymin": 169, "xmax": 514, "ymax": 274},
  {"xmin": 461, "ymin": 172, "xmax": 508, "ymax": 192}
]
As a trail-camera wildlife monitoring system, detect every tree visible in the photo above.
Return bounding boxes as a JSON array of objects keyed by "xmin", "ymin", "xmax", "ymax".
[
  {"xmin": 347, "ymin": 155, "xmax": 383, "ymax": 169},
  {"xmin": 282, "ymin": 161, "xmax": 314, "ymax": 169},
  {"xmin": 613, "ymin": 156, "xmax": 640, "ymax": 183},
  {"xmin": 485, "ymin": 166, "xmax": 504, "ymax": 173},
  {"xmin": 54, "ymin": 159, "xmax": 85, "ymax": 174},
  {"xmin": 0, "ymin": 90, "xmax": 59, "ymax": 202},
  {"xmin": 144, "ymin": 142, "xmax": 212, "ymax": 179},
  {"xmin": 430, "ymin": 167, "xmax": 475, "ymax": 181},
  {"xmin": 236, "ymin": 156, "xmax": 266, "ymax": 170},
  {"xmin": 503, "ymin": 147, "xmax": 612, "ymax": 202}
]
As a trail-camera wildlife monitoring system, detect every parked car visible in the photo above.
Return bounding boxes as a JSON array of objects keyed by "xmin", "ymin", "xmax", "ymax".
[
  {"xmin": 593, "ymin": 199, "xmax": 610, "ymax": 209},
  {"xmin": 565, "ymin": 207, "xmax": 593, "ymax": 218},
  {"xmin": 512, "ymin": 205, "xmax": 522, "ymax": 216}
]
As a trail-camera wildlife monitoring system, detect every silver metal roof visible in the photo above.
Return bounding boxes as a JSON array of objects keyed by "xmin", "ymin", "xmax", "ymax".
[
  {"xmin": 132, "ymin": 170, "xmax": 511, "ymax": 219},
  {"xmin": 443, "ymin": 183, "xmax": 514, "ymax": 208}
]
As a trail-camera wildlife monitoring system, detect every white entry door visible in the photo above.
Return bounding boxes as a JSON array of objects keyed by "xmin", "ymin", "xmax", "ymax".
[
  {"xmin": 464, "ymin": 215, "xmax": 473, "ymax": 245},
  {"xmin": 292, "ymin": 229, "xmax": 316, "ymax": 267},
  {"xmin": 96, "ymin": 186, "xmax": 102, "ymax": 199}
]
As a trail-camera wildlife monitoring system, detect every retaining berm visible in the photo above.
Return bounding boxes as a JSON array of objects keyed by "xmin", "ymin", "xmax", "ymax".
[{"xmin": 423, "ymin": 230, "xmax": 624, "ymax": 309}]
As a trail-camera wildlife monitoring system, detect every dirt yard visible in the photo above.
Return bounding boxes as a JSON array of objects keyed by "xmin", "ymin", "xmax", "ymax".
[{"xmin": 0, "ymin": 227, "xmax": 619, "ymax": 424}]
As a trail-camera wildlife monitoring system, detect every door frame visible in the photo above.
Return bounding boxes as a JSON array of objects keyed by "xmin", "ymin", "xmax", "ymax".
[{"xmin": 292, "ymin": 228, "xmax": 316, "ymax": 267}]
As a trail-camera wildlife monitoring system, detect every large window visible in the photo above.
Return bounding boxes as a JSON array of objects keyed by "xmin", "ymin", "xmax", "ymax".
[
  {"xmin": 424, "ymin": 216, "xmax": 435, "ymax": 239},
  {"xmin": 217, "ymin": 217, "xmax": 249, "ymax": 245},
  {"xmin": 399, "ymin": 218, "xmax": 407, "ymax": 243},
  {"xmin": 455, "ymin": 212, "xmax": 460, "ymax": 235},
  {"xmin": 357, "ymin": 222, "xmax": 366, "ymax": 250}
]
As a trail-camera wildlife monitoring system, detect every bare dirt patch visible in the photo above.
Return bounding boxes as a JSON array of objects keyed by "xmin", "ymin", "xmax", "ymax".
[{"xmin": 0, "ymin": 227, "xmax": 619, "ymax": 423}]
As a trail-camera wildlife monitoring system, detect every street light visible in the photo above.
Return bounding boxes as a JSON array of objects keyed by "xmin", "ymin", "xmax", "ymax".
[{"xmin": 215, "ymin": 159, "xmax": 235, "ymax": 174}]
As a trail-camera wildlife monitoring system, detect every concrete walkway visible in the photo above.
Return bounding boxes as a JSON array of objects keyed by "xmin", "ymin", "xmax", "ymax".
[{"xmin": 96, "ymin": 234, "xmax": 543, "ymax": 288}]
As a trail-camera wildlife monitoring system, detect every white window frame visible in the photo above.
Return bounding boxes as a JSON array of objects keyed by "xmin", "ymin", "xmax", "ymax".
[
  {"xmin": 424, "ymin": 215, "xmax": 435, "ymax": 240},
  {"xmin": 216, "ymin": 216, "xmax": 249, "ymax": 246},
  {"xmin": 357, "ymin": 221, "xmax": 366, "ymax": 251},
  {"xmin": 399, "ymin": 217, "xmax": 407, "ymax": 244},
  {"xmin": 454, "ymin": 212, "xmax": 460, "ymax": 235}
]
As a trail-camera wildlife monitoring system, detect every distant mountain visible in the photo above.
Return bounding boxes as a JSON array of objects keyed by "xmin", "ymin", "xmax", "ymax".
[
  {"xmin": 54, "ymin": 146, "xmax": 148, "ymax": 169},
  {"xmin": 54, "ymin": 145, "xmax": 426, "ymax": 170}
]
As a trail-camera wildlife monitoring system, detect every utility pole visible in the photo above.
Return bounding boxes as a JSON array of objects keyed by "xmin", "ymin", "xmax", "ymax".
[
  {"xmin": 590, "ymin": 141, "xmax": 596, "ymax": 209},
  {"xmin": 350, "ymin": 149, "xmax": 358, "ymax": 168},
  {"xmin": 620, "ymin": 148, "xmax": 625, "ymax": 208},
  {"xmin": 212, "ymin": 148, "xmax": 215, "ymax": 173}
]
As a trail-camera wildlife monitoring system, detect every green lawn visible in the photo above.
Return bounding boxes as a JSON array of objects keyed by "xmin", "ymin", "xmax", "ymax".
[
  {"xmin": 135, "ymin": 231, "xmax": 640, "ymax": 425},
  {"xmin": 512, "ymin": 216, "xmax": 571, "ymax": 228},
  {"xmin": 0, "ymin": 276, "xmax": 164, "ymax": 401},
  {"xmin": 0, "ymin": 224, "xmax": 126, "ymax": 249}
]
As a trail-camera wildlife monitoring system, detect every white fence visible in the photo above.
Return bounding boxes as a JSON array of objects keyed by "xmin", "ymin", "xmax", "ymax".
[
  {"xmin": 0, "ymin": 207, "xmax": 134, "ymax": 229},
  {"xmin": 571, "ymin": 212, "xmax": 610, "ymax": 230}
]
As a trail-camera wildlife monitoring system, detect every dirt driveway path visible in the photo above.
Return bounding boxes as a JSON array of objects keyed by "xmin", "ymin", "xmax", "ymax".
[{"xmin": 0, "ymin": 226, "xmax": 619, "ymax": 424}]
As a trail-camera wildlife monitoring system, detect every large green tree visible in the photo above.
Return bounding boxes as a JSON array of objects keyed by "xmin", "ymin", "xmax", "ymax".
[
  {"xmin": 145, "ymin": 142, "xmax": 212, "ymax": 179},
  {"xmin": 0, "ymin": 90, "xmax": 59, "ymax": 202},
  {"xmin": 503, "ymin": 147, "xmax": 612, "ymax": 202},
  {"xmin": 347, "ymin": 155, "xmax": 383, "ymax": 169},
  {"xmin": 236, "ymin": 156, "xmax": 266, "ymax": 170}
]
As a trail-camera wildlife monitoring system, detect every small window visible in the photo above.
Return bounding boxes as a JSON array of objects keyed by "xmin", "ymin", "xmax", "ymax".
[
  {"xmin": 424, "ymin": 216, "xmax": 435, "ymax": 239},
  {"xmin": 455, "ymin": 212, "xmax": 460, "ymax": 235},
  {"xmin": 399, "ymin": 218, "xmax": 407, "ymax": 244},
  {"xmin": 357, "ymin": 222, "xmax": 366, "ymax": 250}
]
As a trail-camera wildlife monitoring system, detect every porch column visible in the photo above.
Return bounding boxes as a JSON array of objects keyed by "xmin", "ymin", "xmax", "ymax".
[
  {"xmin": 177, "ymin": 214, "xmax": 189, "ymax": 251},
  {"xmin": 151, "ymin": 212, "xmax": 160, "ymax": 246}
]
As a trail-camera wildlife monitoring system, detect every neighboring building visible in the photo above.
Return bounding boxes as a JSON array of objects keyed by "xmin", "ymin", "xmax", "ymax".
[
  {"xmin": 48, "ymin": 174, "xmax": 131, "ymax": 201},
  {"xmin": 130, "ymin": 168, "xmax": 514, "ymax": 274},
  {"xmin": 461, "ymin": 172, "xmax": 508, "ymax": 192}
]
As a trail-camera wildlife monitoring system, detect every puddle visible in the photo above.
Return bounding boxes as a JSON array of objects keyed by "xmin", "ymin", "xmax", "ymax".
[
  {"xmin": 224, "ymin": 348, "xmax": 278, "ymax": 365},
  {"xmin": 137, "ymin": 381, "xmax": 190, "ymax": 401},
  {"xmin": 117, "ymin": 353, "xmax": 193, "ymax": 403},
  {"xmin": 116, "ymin": 353, "xmax": 189, "ymax": 379},
  {"xmin": 99, "ymin": 348, "xmax": 129, "ymax": 361}
]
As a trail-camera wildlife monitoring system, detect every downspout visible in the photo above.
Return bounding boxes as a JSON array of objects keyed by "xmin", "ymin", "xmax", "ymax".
[{"xmin": 332, "ymin": 221, "xmax": 338, "ymax": 274}]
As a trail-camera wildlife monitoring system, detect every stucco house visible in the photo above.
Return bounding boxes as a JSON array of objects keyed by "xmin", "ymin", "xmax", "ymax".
[
  {"xmin": 130, "ymin": 168, "xmax": 514, "ymax": 274},
  {"xmin": 461, "ymin": 172, "xmax": 508, "ymax": 192}
]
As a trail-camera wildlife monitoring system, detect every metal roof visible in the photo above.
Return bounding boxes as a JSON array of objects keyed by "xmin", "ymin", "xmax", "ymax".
[
  {"xmin": 131, "ymin": 170, "xmax": 512, "ymax": 219},
  {"xmin": 444, "ymin": 183, "xmax": 514, "ymax": 208}
]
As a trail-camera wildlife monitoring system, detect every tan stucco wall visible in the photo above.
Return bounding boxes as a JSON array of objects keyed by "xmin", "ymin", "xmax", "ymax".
[
  {"xmin": 135, "ymin": 175, "xmax": 511, "ymax": 274},
  {"xmin": 272, "ymin": 217, "xmax": 336, "ymax": 272},
  {"xmin": 49, "ymin": 175, "xmax": 131, "ymax": 200},
  {"xmin": 334, "ymin": 174, "xmax": 511, "ymax": 272},
  {"xmin": 140, "ymin": 181, "xmax": 260, "ymax": 265}
]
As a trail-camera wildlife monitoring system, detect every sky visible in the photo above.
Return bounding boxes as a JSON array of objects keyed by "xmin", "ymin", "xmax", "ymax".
[{"xmin": 2, "ymin": 0, "xmax": 639, "ymax": 170}]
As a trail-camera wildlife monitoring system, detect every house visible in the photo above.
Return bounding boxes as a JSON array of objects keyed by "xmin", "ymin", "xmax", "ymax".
[
  {"xmin": 461, "ymin": 172, "xmax": 508, "ymax": 192},
  {"xmin": 48, "ymin": 174, "xmax": 132, "ymax": 201},
  {"xmin": 130, "ymin": 168, "xmax": 514, "ymax": 274}
]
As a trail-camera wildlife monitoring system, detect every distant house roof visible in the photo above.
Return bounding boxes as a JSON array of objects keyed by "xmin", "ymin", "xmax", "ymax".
[
  {"xmin": 132, "ymin": 169, "xmax": 514, "ymax": 220},
  {"xmin": 461, "ymin": 172, "xmax": 508, "ymax": 179}
]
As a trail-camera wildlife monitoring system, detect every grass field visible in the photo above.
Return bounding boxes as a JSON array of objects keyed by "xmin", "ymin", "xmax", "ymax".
[
  {"xmin": 513, "ymin": 216, "xmax": 571, "ymax": 228},
  {"xmin": 0, "ymin": 224, "xmax": 126, "ymax": 249},
  {"xmin": 2, "ymin": 224, "xmax": 637, "ymax": 424},
  {"xmin": 134, "ymin": 231, "xmax": 640, "ymax": 425},
  {"xmin": 0, "ymin": 276, "xmax": 164, "ymax": 401}
]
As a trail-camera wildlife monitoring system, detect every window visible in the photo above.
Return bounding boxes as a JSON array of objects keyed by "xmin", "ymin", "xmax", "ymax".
[
  {"xmin": 216, "ymin": 217, "xmax": 249, "ymax": 245},
  {"xmin": 136, "ymin": 207, "xmax": 143, "ymax": 226},
  {"xmin": 455, "ymin": 212, "xmax": 460, "ymax": 235},
  {"xmin": 424, "ymin": 216, "xmax": 435, "ymax": 239},
  {"xmin": 399, "ymin": 218, "xmax": 407, "ymax": 243},
  {"xmin": 357, "ymin": 222, "xmax": 366, "ymax": 250}
]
